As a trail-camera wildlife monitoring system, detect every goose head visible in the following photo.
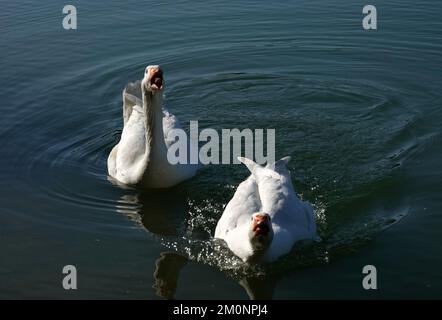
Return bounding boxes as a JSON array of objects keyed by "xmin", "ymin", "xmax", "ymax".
[
  {"xmin": 142, "ymin": 65, "xmax": 164, "ymax": 94},
  {"xmin": 248, "ymin": 213, "xmax": 274, "ymax": 252}
]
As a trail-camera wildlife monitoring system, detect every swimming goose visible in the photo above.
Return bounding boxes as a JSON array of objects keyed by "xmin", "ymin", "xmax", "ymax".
[
  {"xmin": 108, "ymin": 65, "xmax": 198, "ymax": 188},
  {"xmin": 214, "ymin": 156, "xmax": 317, "ymax": 263}
]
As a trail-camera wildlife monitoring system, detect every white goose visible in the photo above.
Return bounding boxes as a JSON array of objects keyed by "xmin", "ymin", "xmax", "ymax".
[
  {"xmin": 215, "ymin": 156, "xmax": 317, "ymax": 263},
  {"xmin": 108, "ymin": 65, "xmax": 198, "ymax": 188}
]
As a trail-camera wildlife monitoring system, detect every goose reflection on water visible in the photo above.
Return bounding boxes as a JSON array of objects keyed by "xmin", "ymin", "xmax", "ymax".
[
  {"xmin": 152, "ymin": 252, "xmax": 276, "ymax": 300},
  {"xmin": 153, "ymin": 252, "xmax": 188, "ymax": 300},
  {"xmin": 114, "ymin": 188, "xmax": 278, "ymax": 300}
]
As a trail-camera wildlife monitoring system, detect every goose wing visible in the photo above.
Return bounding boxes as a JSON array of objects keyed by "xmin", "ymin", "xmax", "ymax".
[
  {"xmin": 122, "ymin": 80, "xmax": 143, "ymax": 125},
  {"xmin": 162, "ymin": 109, "xmax": 182, "ymax": 149},
  {"xmin": 214, "ymin": 176, "xmax": 262, "ymax": 239}
]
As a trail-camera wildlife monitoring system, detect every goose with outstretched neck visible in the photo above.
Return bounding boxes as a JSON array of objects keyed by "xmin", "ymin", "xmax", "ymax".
[
  {"xmin": 215, "ymin": 156, "xmax": 318, "ymax": 263},
  {"xmin": 108, "ymin": 65, "xmax": 198, "ymax": 188}
]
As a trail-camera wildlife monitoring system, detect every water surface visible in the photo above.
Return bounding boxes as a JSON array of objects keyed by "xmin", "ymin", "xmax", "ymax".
[{"xmin": 1, "ymin": 0, "xmax": 442, "ymax": 299}]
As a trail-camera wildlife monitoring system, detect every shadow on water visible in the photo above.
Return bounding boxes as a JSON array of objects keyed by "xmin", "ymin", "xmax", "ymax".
[
  {"xmin": 152, "ymin": 251, "xmax": 277, "ymax": 300},
  {"xmin": 153, "ymin": 252, "xmax": 188, "ymax": 300},
  {"xmin": 151, "ymin": 251, "xmax": 278, "ymax": 300},
  {"xmin": 113, "ymin": 185, "xmax": 280, "ymax": 300}
]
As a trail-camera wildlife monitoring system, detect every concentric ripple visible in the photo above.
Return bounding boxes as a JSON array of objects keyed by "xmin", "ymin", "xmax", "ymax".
[
  {"xmin": 2, "ymin": 0, "xmax": 442, "ymax": 299},
  {"xmin": 3, "ymin": 64, "xmax": 430, "ymax": 258}
]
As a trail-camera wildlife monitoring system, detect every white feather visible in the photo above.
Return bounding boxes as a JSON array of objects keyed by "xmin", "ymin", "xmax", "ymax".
[
  {"xmin": 108, "ymin": 68, "xmax": 198, "ymax": 188},
  {"xmin": 215, "ymin": 156, "xmax": 317, "ymax": 262}
]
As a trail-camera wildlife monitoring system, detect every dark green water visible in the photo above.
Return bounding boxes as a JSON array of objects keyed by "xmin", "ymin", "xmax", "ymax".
[{"xmin": 1, "ymin": 0, "xmax": 441, "ymax": 299}]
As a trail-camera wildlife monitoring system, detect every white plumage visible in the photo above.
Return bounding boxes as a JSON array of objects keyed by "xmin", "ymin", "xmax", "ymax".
[
  {"xmin": 108, "ymin": 65, "xmax": 198, "ymax": 188},
  {"xmin": 215, "ymin": 156, "xmax": 317, "ymax": 262}
]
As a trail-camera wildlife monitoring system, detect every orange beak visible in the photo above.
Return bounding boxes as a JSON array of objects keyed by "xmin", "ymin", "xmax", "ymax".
[
  {"xmin": 252, "ymin": 215, "xmax": 270, "ymax": 236},
  {"xmin": 149, "ymin": 68, "xmax": 163, "ymax": 90}
]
